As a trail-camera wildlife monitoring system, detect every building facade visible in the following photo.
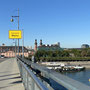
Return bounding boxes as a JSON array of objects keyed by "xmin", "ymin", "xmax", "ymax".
[
  {"xmin": 0, "ymin": 46, "xmax": 29, "ymax": 57},
  {"xmin": 34, "ymin": 39, "xmax": 62, "ymax": 51},
  {"xmin": 81, "ymin": 44, "xmax": 89, "ymax": 48}
]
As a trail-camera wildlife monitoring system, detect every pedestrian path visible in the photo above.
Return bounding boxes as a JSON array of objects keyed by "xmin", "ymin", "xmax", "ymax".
[{"xmin": 0, "ymin": 58, "xmax": 25, "ymax": 90}]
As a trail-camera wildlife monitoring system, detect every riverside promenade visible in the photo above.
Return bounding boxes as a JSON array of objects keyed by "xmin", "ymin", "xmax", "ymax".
[{"xmin": 0, "ymin": 58, "xmax": 24, "ymax": 90}]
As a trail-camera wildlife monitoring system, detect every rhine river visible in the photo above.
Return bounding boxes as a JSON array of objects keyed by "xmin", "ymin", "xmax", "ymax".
[
  {"xmin": 51, "ymin": 69, "xmax": 90, "ymax": 90},
  {"xmin": 63, "ymin": 69, "xmax": 90, "ymax": 86}
]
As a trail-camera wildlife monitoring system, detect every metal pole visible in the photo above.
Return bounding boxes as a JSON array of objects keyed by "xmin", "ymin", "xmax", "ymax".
[
  {"xmin": 13, "ymin": 39, "xmax": 16, "ymax": 57},
  {"xmin": 11, "ymin": 9, "xmax": 20, "ymax": 56},
  {"xmin": 15, "ymin": 39, "xmax": 16, "ymax": 57},
  {"xmin": 18, "ymin": 8, "xmax": 19, "ymax": 56},
  {"xmin": 22, "ymin": 29, "xmax": 24, "ymax": 58}
]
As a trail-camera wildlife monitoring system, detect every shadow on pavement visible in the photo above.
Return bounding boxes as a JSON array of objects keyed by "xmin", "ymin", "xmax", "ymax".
[
  {"xmin": 0, "ymin": 76, "xmax": 21, "ymax": 81},
  {"xmin": 0, "ymin": 73, "xmax": 19, "ymax": 77},
  {"xmin": 10, "ymin": 80, "xmax": 22, "ymax": 84}
]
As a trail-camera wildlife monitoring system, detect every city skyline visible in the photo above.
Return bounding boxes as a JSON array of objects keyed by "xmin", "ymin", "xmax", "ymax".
[{"xmin": 0, "ymin": 0, "xmax": 90, "ymax": 48}]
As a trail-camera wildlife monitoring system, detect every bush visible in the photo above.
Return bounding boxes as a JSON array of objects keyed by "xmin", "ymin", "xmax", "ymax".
[{"xmin": 36, "ymin": 57, "xmax": 90, "ymax": 62}]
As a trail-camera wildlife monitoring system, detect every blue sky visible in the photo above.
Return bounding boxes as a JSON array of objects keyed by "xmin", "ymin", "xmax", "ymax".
[{"xmin": 0, "ymin": 0, "xmax": 90, "ymax": 48}]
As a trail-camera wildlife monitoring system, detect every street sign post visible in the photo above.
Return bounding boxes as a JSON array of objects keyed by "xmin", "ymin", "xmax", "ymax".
[{"xmin": 9, "ymin": 30, "xmax": 22, "ymax": 39}]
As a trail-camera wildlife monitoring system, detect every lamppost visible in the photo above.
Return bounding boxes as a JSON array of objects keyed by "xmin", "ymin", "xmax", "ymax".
[
  {"xmin": 22, "ymin": 29, "xmax": 24, "ymax": 58},
  {"xmin": 13, "ymin": 39, "xmax": 16, "ymax": 57},
  {"xmin": 11, "ymin": 9, "xmax": 20, "ymax": 55}
]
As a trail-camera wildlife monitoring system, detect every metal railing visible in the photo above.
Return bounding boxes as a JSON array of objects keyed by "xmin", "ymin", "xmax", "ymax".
[
  {"xmin": 17, "ymin": 57, "xmax": 90, "ymax": 90},
  {"xmin": 17, "ymin": 59, "xmax": 48, "ymax": 90}
]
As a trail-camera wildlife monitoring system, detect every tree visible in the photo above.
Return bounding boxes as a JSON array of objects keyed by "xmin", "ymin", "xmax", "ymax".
[
  {"xmin": 86, "ymin": 49, "xmax": 90, "ymax": 57},
  {"xmin": 81, "ymin": 50, "xmax": 87, "ymax": 57},
  {"xmin": 61, "ymin": 51, "xmax": 69, "ymax": 57},
  {"xmin": 70, "ymin": 49, "xmax": 81, "ymax": 57}
]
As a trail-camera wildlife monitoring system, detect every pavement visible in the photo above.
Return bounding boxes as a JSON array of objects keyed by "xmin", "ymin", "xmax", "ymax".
[
  {"xmin": 0, "ymin": 58, "xmax": 8, "ymax": 63},
  {"xmin": 0, "ymin": 58, "xmax": 25, "ymax": 90}
]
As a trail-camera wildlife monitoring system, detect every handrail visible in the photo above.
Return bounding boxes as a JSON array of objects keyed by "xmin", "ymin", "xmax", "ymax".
[
  {"xmin": 17, "ymin": 57, "xmax": 90, "ymax": 90},
  {"xmin": 17, "ymin": 59, "xmax": 48, "ymax": 90}
]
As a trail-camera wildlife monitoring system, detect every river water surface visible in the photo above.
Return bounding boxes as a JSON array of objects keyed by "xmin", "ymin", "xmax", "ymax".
[
  {"xmin": 63, "ymin": 69, "xmax": 90, "ymax": 86},
  {"xmin": 51, "ymin": 69, "xmax": 90, "ymax": 90}
]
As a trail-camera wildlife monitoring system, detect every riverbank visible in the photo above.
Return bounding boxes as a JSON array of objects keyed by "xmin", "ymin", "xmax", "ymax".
[
  {"xmin": 41, "ymin": 61, "xmax": 90, "ymax": 69},
  {"xmin": 57, "ymin": 61, "xmax": 90, "ymax": 69}
]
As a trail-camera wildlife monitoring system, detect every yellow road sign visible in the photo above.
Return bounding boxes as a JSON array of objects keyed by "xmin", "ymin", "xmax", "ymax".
[{"xmin": 9, "ymin": 30, "xmax": 22, "ymax": 39}]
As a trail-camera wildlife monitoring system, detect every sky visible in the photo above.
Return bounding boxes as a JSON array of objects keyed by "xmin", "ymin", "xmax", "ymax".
[{"xmin": 0, "ymin": 0, "xmax": 90, "ymax": 48}]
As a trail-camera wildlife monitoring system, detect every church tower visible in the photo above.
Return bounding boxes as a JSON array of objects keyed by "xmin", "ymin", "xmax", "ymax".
[
  {"xmin": 34, "ymin": 39, "xmax": 37, "ymax": 51},
  {"xmin": 40, "ymin": 39, "xmax": 42, "ymax": 46}
]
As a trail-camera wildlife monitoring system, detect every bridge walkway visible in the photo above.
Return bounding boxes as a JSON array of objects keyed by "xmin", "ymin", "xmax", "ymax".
[{"xmin": 0, "ymin": 58, "xmax": 24, "ymax": 90}]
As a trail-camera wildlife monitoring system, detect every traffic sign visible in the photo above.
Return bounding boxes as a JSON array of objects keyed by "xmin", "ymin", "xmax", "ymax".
[{"xmin": 9, "ymin": 30, "xmax": 22, "ymax": 39}]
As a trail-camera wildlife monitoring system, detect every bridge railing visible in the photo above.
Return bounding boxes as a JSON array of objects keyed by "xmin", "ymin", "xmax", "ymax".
[
  {"xmin": 17, "ymin": 59, "xmax": 48, "ymax": 90},
  {"xmin": 17, "ymin": 57, "xmax": 90, "ymax": 90}
]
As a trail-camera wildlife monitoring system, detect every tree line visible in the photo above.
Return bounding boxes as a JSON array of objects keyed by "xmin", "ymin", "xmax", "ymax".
[{"xmin": 33, "ymin": 48, "xmax": 90, "ymax": 62}]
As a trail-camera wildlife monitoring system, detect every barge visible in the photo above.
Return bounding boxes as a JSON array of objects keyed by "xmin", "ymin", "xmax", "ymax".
[{"xmin": 45, "ymin": 62, "xmax": 85, "ymax": 72}]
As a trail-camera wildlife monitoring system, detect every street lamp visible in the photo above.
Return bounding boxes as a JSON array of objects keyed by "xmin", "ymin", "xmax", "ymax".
[
  {"xmin": 13, "ymin": 39, "xmax": 16, "ymax": 57},
  {"xmin": 11, "ymin": 9, "xmax": 20, "ymax": 55},
  {"xmin": 11, "ymin": 18, "xmax": 14, "ymax": 22},
  {"xmin": 22, "ymin": 29, "xmax": 24, "ymax": 58}
]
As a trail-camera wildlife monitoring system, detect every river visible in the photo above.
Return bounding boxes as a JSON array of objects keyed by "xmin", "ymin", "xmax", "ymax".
[
  {"xmin": 62, "ymin": 69, "xmax": 90, "ymax": 86},
  {"xmin": 50, "ymin": 69, "xmax": 90, "ymax": 90}
]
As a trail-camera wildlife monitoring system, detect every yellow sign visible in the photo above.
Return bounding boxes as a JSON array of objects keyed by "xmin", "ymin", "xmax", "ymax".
[{"xmin": 9, "ymin": 30, "xmax": 22, "ymax": 39}]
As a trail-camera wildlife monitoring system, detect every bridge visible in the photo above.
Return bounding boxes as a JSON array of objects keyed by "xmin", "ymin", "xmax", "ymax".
[
  {"xmin": 0, "ymin": 58, "xmax": 24, "ymax": 90},
  {"xmin": 0, "ymin": 57, "xmax": 90, "ymax": 90}
]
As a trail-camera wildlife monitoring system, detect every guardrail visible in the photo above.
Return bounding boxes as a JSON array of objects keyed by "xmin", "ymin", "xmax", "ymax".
[
  {"xmin": 17, "ymin": 57, "xmax": 90, "ymax": 90},
  {"xmin": 17, "ymin": 59, "xmax": 48, "ymax": 90}
]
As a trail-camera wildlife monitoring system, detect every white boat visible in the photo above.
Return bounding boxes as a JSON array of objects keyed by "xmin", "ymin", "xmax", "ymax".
[
  {"xmin": 45, "ymin": 62, "xmax": 85, "ymax": 71},
  {"xmin": 42, "ymin": 62, "xmax": 65, "ymax": 66},
  {"xmin": 46, "ymin": 65, "xmax": 62, "ymax": 70},
  {"xmin": 74, "ymin": 65, "xmax": 85, "ymax": 70}
]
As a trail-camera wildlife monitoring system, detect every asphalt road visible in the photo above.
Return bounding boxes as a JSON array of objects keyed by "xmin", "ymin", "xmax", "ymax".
[
  {"xmin": 0, "ymin": 58, "xmax": 8, "ymax": 63},
  {"xmin": 0, "ymin": 58, "xmax": 24, "ymax": 90}
]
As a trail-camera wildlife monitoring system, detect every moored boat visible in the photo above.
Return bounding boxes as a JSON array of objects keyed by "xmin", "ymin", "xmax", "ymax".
[{"xmin": 46, "ymin": 63, "xmax": 85, "ymax": 72}]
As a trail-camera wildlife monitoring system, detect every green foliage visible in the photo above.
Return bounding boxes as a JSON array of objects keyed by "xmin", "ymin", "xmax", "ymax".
[
  {"xmin": 81, "ymin": 50, "xmax": 87, "ymax": 57},
  {"xmin": 86, "ymin": 49, "xmax": 90, "ymax": 57},
  {"xmin": 35, "ymin": 50, "xmax": 70, "ymax": 61},
  {"xmin": 37, "ymin": 57, "xmax": 90, "ymax": 62},
  {"xmin": 35, "ymin": 50, "xmax": 69, "ymax": 58},
  {"xmin": 61, "ymin": 51, "xmax": 69, "ymax": 57},
  {"xmin": 70, "ymin": 49, "xmax": 81, "ymax": 57},
  {"xmin": 33, "ymin": 48, "xmax": 90, "ymax": 62}
]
